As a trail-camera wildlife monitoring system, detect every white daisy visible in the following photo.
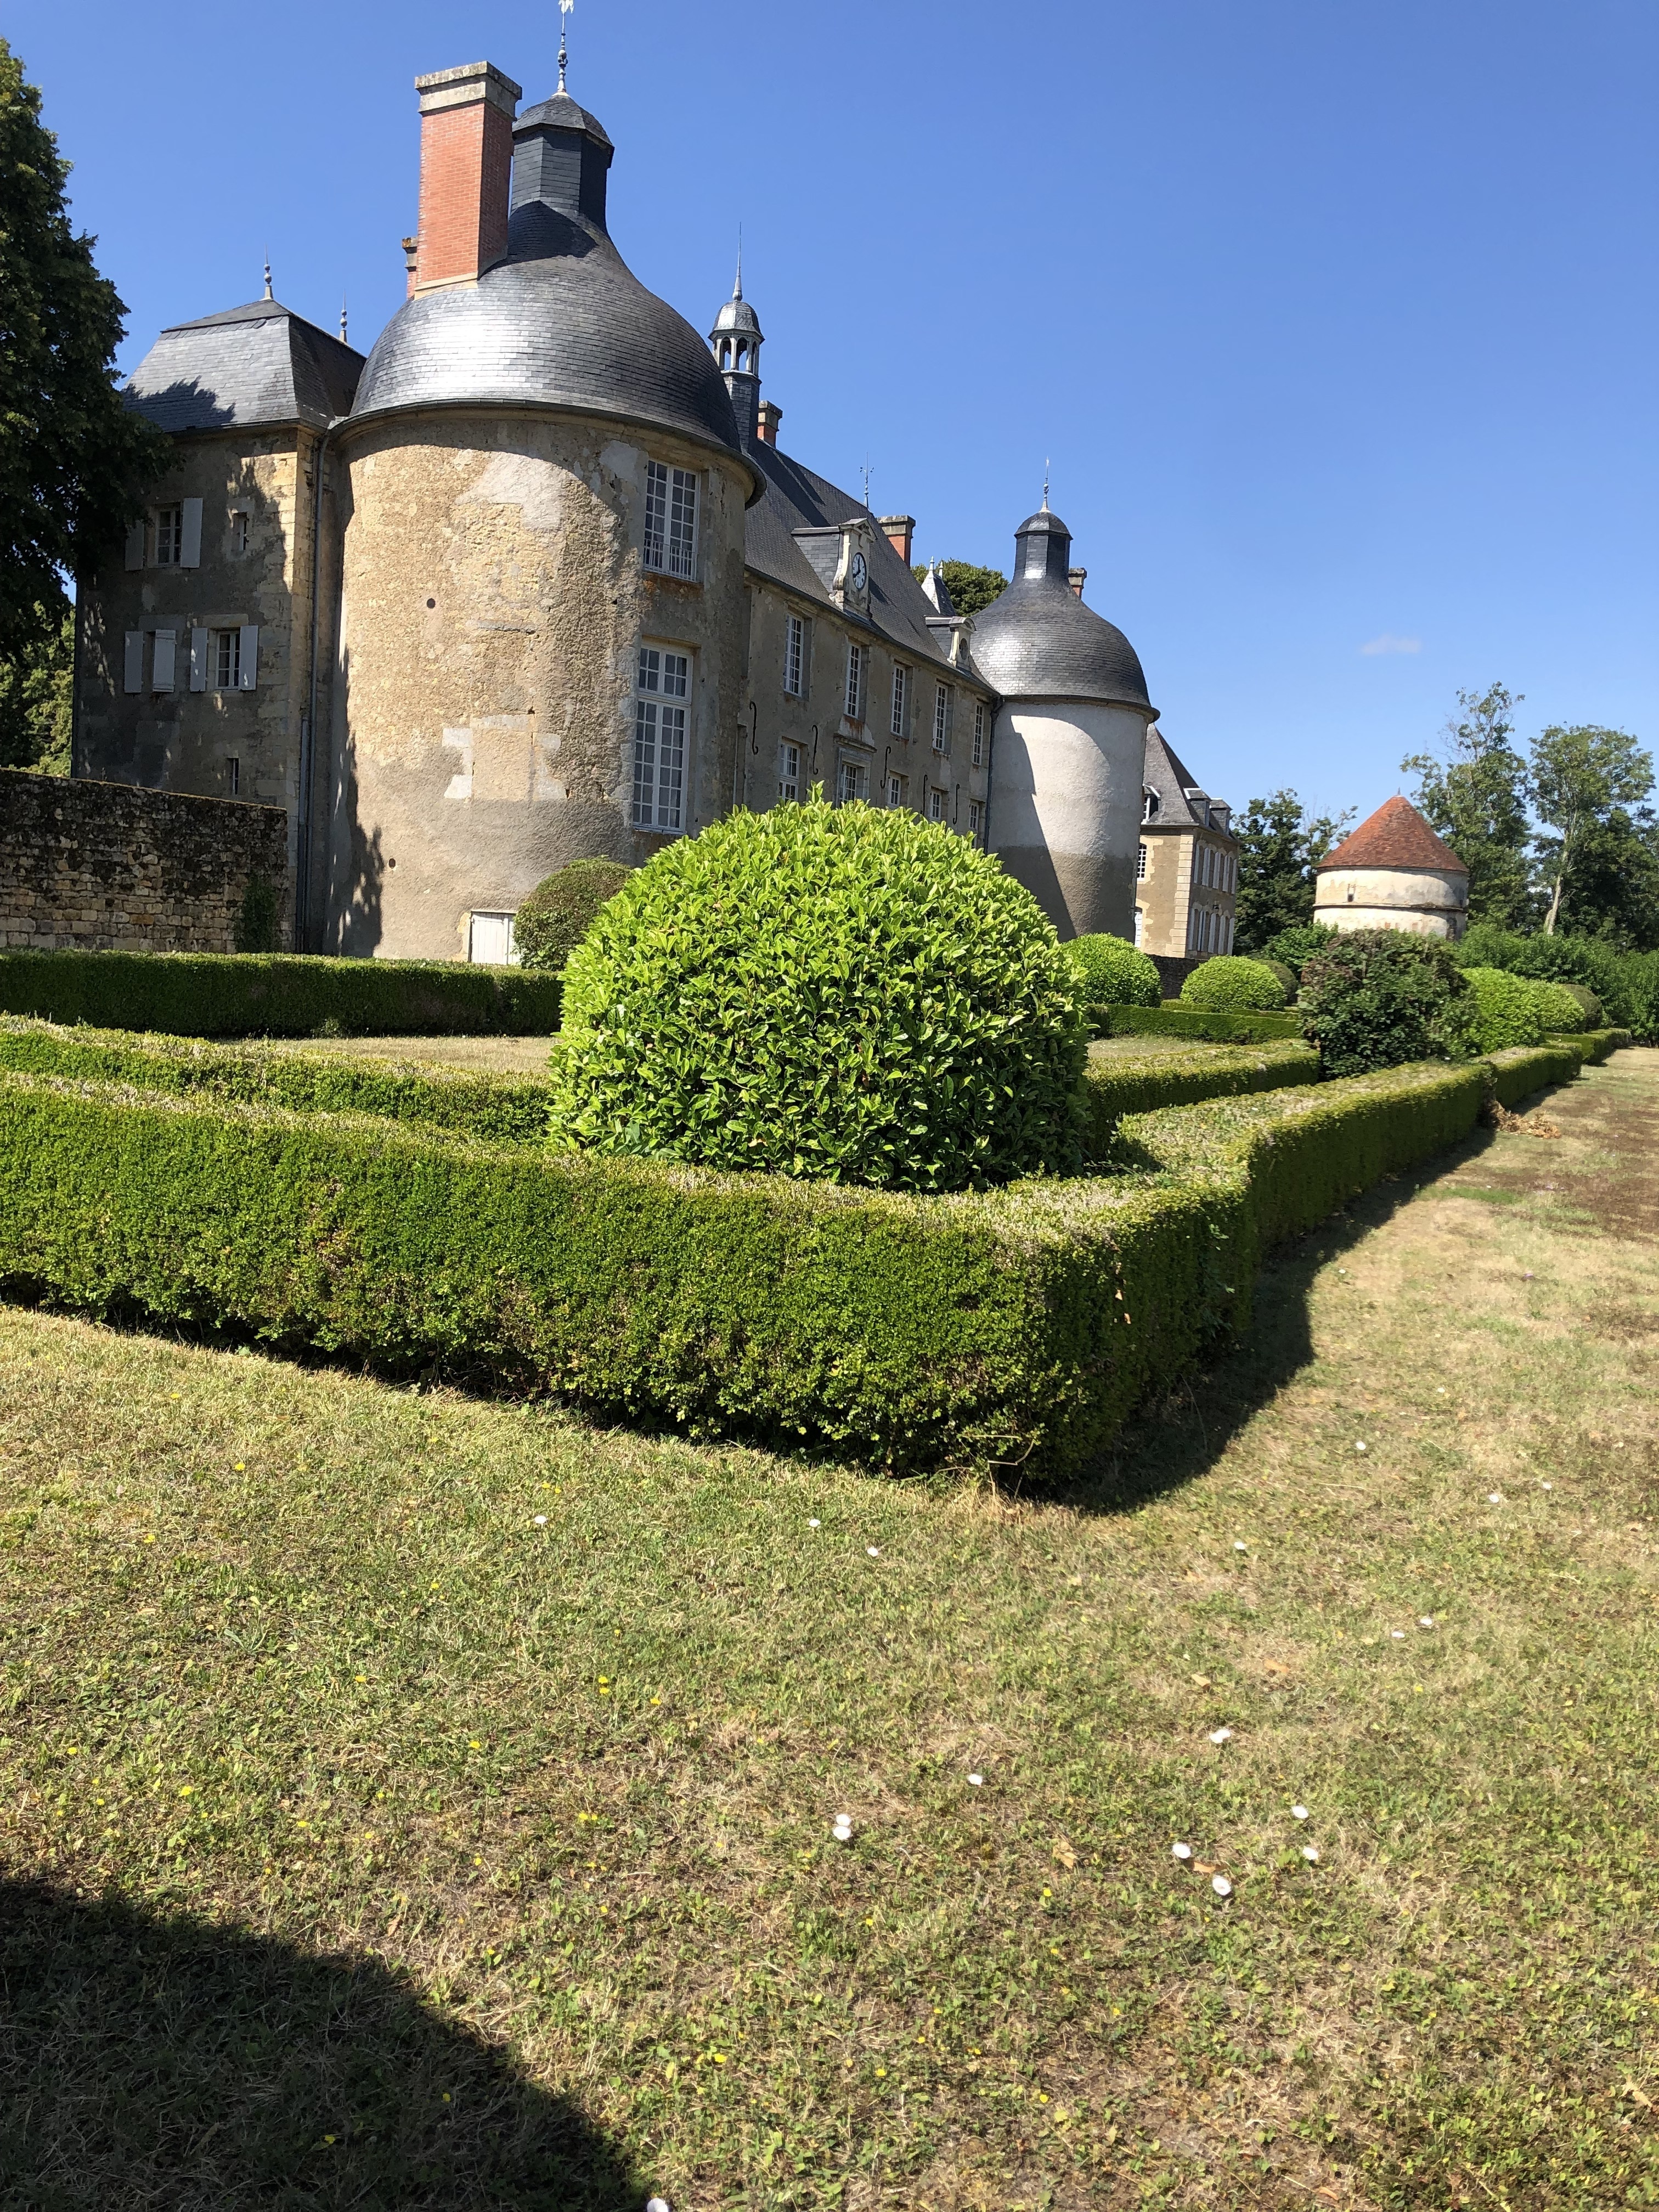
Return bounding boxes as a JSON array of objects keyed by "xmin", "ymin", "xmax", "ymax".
[
  {"xmin": 968, "ymin": 1773, "xmax": 984, "ymax": 1786},
  {"xmin": 1301, "ymin": 1844, "xmax": 1320, "ymax": 1863}
]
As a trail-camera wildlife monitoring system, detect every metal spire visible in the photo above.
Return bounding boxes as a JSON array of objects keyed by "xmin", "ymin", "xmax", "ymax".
[
  {"xmin": 1041, "ymin": 457, "xmax": 1049, "ymax": 511},
  {"xmin": 733, "ymin": 224, "xmax": 742, "ymax": 301},
  {"xmin": 263, "ymin": 253, "xmax": 273, "ymax": 302},
  {"xmin": 339, "ymin": 295, "xmax": 348, "ymax": 343},
  {"xmin": 557, "ymin": 0, "xmax": 573, "ymax": 92}
]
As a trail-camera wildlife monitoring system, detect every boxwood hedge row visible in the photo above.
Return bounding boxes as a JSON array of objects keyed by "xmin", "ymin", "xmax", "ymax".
[
  {"xmin": 1079, "ymin": 1039, "xmax": 1320, "ymax": 1151},
  {"xmin": 1096, "ymin": 1003, "xmax": 1302, "ymax": 1043},
  {"xmin": 0, "ymin": 949, "xmax": 562, "ymax": 1038}
]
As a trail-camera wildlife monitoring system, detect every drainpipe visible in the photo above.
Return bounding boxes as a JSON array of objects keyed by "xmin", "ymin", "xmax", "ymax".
[{"xmin": 298, "ymin": 416, "xmax": 340, "ymax": 951}]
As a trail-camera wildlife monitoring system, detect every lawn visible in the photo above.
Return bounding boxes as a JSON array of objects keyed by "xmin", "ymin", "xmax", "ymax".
[{"xmin": 2, "ymin": 1052, "xmax": 1656, "ymax": 2211}]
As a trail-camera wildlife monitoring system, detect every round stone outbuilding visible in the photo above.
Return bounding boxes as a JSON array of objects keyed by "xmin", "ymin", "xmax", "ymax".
[
  {"xmin": 974, "ymin": 505, "xmax": 1155, "ymax": 941},
  {"xmin": 1313, "ymin": 794, "xmax": 1469, "ymax": 938}
]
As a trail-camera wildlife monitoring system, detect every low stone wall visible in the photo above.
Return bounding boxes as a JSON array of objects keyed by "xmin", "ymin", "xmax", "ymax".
[
  {"xmin": 1148, "ymin": 951, "xmax": 1205, "ymax": 996},
  {"xmin": 0, "ymin": 773, "xmax": 288, "ymax": 953}
]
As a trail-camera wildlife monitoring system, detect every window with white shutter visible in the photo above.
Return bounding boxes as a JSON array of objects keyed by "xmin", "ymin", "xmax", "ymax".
[
  {"xmin": 844, "ymin": 643, "xmax": 864, "ymax": 720},
  {"xmin": 179, "ymin": 498, "xmax": 202, "ymax": 568},
  {"xmin": 783, "ymin": 614, "xmax": 804, "ymax": 697},
  {"xmin": 238, "ymin": 625, "xmax": 259, "ymax": 690},
  {"xmin": 190, "ymin": 628, "xmax": 209, "ymax": 691},
  {"xmin": 890, "ymin": 664, "xmax": 908, "ymax": 737},
  {"xmin": 151, "ymin": 630, "xmax": 177, "ymax": 692},
  {"xmin": 123, "ymin": 631, "xmax": 144, "ymax": 693},
  {"xmin": 932, "ymin": 683, "xmax": 949, "ymax": 752}
]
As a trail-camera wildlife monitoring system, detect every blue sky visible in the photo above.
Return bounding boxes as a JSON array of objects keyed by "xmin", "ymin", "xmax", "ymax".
[{"xmin": 16, "ymin": 0, "xmax": 1656, "ymax": 823}]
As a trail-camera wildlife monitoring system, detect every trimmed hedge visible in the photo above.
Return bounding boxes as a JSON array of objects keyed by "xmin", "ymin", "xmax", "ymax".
[
  {"xmin": 1080, "ymin": 1039, "xmax": 1320, "ymax": 1152},
  {"xmin": 1454, "ymin": 923, "xmax": 1659, "ymax": 1042},
  {"xmin": 1180, "ymin": 956, "xmax": 1289, "ymax": 1012},
  {"xmin": 1097, "ymin": 1003, "xmax": 1302, "ymax": 1043},
  {"xmin": 1570, "ymin": 1026, "xmax": 1627, "ymax": 1066},
  {"xmin": 1486, "ymin": 1041, "xmax": 1582, "ymax": 1108},
  {"xmin": 1066, "ymin": 933, "xmax": 1162, "ymax": 1011},
  {"xmin": 0, "ymin": 1054, "xmax": 1500, "ymax": 1477},
  {"xmin": 0, "ymin": 1018, "xmax": 552, "ymax": 1144},
  {"xmin": 0, "ymin": 949, "xmax": 563, "ymax": 1039},
  {"xmin": 1463, "ymin": 966, "xmax": 1546, "ymax": 1052}
]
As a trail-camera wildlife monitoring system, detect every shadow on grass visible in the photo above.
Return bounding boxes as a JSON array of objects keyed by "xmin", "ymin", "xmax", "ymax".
[
  {"xmin": 1046, "ymin": 1118, "xmax": 1504, "ymax": 1519},
  {"xmin": 0, "ymin": 1881, "xmax": 641, "ymax": 2211}
]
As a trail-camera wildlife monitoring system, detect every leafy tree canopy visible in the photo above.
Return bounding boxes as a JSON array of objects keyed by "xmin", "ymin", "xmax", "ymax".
[
  {"xmin": 0, "ymin": 37, "xmax": 168, "ymax": 672},
  {"xmin": 0, "ymin": 602, "xmax": 71, "ymax": 772},
  {"xmin": 1530, "ymin": 723, "xmax": 1656, "ymax": 939},
  {"xmin": 913, "ymin": 560, "xmax": 1007, "ymax": 621},
  {"xmin": 1232, "ymin": 788, "xmax": 1352, "ymax": 951},
  {"xmin": 1401, "ymin": 684, "xmax": 1534, "ymax": 930}
]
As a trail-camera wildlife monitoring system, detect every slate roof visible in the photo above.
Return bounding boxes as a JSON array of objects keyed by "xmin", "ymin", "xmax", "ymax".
[
  {"xmin": 125, "ymin": 301, "xmax": 365, "ymax": 433},
  {"xmin": 970, "ymin": 507, "xmax": 1153, "ymax": 710},
  {"xmin": 1317, "ymin": 794, "xmax": 1467, "ymax": 874},
  {"xmin": 743, "ymin": 443, "xmax": 983, "ymax": 676},
  {"xmin": 1142, "ymin": 724, "xmax": 1227, "ymax": 829}
]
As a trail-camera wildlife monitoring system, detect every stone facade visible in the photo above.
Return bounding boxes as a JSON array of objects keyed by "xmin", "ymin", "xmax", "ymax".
[
  {"xmin": 1134, "ymin": 820, "xmax": 1239, "ymax": 957},
  {"xmin": 0, "ymin": 771, "xmax": 287, "ymax": 951},
  {"xmin": 988, "ymin": 700, "xmax": 1149, "ymax": 940},
  {"xmin": 1314, "ymin": 863, "xmax": 1468, "ymax": 938}
]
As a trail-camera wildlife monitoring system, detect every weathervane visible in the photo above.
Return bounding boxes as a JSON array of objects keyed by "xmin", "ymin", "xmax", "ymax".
[
  {"xmin": 1041, "ymin": 457, "xmax": 1049, "ymax": 511},
  {"xmin": 558, "ymin": 0, "xmax": 573, "ymax": 92},
  {"xmin": 339, "ymin": 296, "xmax": 348, "ymax": 343},
  {"xmin": 263, "ymin": 253, "xmax": 273, "ymax": 302}
]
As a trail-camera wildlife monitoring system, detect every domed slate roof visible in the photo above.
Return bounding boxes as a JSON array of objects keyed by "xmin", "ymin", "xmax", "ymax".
[
  {"xmin": 970, "ymin": 506, "xmax": 1153, "ymax": 712},
  {"xmin": 351, "ymin": 90, "xmax": 746, "ymax": 467}
]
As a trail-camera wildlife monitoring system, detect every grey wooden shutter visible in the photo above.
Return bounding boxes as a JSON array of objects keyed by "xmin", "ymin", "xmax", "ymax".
[
  {"xmin": 125, "ymin": 519, "xmax": 146, "ymax": 571},
  {"xmin": 180, "ymin": 498, "xmax": 203, "ymax": 568},
  {"xmin": 123, "ymin": 631, "xmax": 144, "ymax": 693},
  {"xmin": 238, "ymin": 624, "xmax": 259, "ymax": 689},
  {"xmin": 189, "ymin": 628, "xmax": 209, "ymax": 691},
  {"xmin": 151, "ymin": 629, "xmax": 177, "ymax": 692}
]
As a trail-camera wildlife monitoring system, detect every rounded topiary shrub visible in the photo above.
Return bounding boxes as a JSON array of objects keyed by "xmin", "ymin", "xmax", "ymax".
[
  {"xmin": 1180, "ymin": 956, "xmax": 1288, "ymax": 1013},
  {"xmin": 548, "ymin": 797, "xmax": 1087, "ymax": 1192},
  {"xmin": 1529, "ymin": 977, "xmax": 1589, "ymax": 1033},
  {"xmin": 1065, "ymin": 932, "xmax": 1162, "ymax": 1010},
  {"xmin": 1463, "ymin": 966, "xmax": 1546, "ymax": 1052},
  {"xmin": 1260, "ymin": 923, "xmax": 1339, "ymax": 980},
  {"xmin": 1298, "ymin": 929, "xmax": 1477, "ymax": 1076},
  {"xmin": 1558, "ymin": 980, "xmax": 1604, "ymax": 1028},
  {"xmin": 514, "ymin": 857, "xmax": 634, "ymax": 973},
  {"xmin": 1260, "ymin": 958, "xmax": 1298, "ymax": 999}
]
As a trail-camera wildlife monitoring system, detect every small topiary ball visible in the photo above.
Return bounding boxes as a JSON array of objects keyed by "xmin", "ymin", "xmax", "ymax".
[
  {"xmin": 1180, "ymin": 955, "xmax": 1288, "ymax": 1013},
  {"xmin": 547, "ymin": 796, "xmax": 1087, "ymax": 1192},
  {"xmin": 1064, "ymin": 932, "xmax": 1162, "ymax": 1010},
  {"xmin": 1558, "ymin": 980, "xmax": 1603, "ymax": 1028},
  {"xmin": 514, "ymin": 857, "xmax": 634, "ymax": 973},
  {"xmin": 1260, "ymin": 958, "xmax": 1299, "ymax": 999},
  {"xmin": 1528, "ymin": 978, "xmax": 1589, "ymax": 1034},
  {"xmin": 1462, "ymin": 967, "xmax": 1547, "ymax": 1052}
]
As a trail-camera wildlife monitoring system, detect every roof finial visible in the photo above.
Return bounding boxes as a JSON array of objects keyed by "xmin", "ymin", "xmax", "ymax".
[
  {"xmin": 557, "ymin": 0, "xmax": 572, "ymax": 91},
  {"xmin": 339, "ymin": 295, "xmax": 348, "ymax": 343},
  {"xmin": 263, "ymin": 253, "xmax": 273, "ymax": 302},
  {"xmin": 733, "ymin": 223, "xmax": 742, "ymax": 301},
  {"xmin": 1041, "ymin": 457, "xmax": 1049, "ymax": 512}
]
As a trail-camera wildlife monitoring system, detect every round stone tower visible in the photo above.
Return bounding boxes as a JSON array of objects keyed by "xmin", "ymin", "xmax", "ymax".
[
  {"xmin": 327, "ymin": 61, "xmax": 758, "ymax": 961},
  {"xmin": 974, "ymin": 505, "xmax": 1155, "ymax": 941}
]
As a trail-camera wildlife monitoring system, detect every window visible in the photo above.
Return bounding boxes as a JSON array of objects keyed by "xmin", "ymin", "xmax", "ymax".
[
  {"xmin": 1137, "ymin": 842, "xmax": 1148, "ymax": 879},
  {"xmin": 927, "ymin": 786, "xmax": 946, "ymax": 823},
  {"xmin": 230, "ymin": 511, "xmax": 249, "ymax": 554},
  {"xmin": 214, "ymin": 629, "xmax": 241, "ymax": 690},
  {"xmin": 890, "ymin": 663, "xmax": 908, "ymax": 737},
  {"xmin": 972, "ymin": 701, "xmax": 985, "ymax": 767},
  {"xmin": 844, "ymin": 643, "xmax": 864, "ymax": 720},
  {"xmin": 886, "ymin": 773, "xmax": 902, "ymax": 807},
  {"xmin": 932, "ymin": 682, "xmax": 949, "ymax": 752},
  {"xmin": 643, "ymin": 460, "xmax": 698, "ymax": 579},
  {"xmin": 968, "ymin": 799, "xmax": 983, "ymax": 838},
  {"xmin": 226, "ymin": 756, "xmax": 240, "ymax": 797},
  {"xmin": 784, "ymin": 614, "xmax": 804, "ymax": 697},
  {"xmin": 633, "ymin": 645, "xmax": 690, "ymax": 832},
  {"xmin": 777, "ymin": 740, "xmax": 800, "ymax": 803},
  {"xmin": 1133, "ymin": 907, "xmax": 1144, "ymax": 947},
  {"xmin": 469, "ymin": 911, "xmax": 518, "ymax": 965},
  {"xmin": 1143, "ymin": 788, "xmax": 1160, "ymax": 822},
  {"xmin": 835, "ymin": 759, "xmax": 868, "ymax": 805},
  {"xmin": 155, "ymin": 506, "xmax": 183, "ymax": 566},
  {"xmin": 151, "ymin": 629, "xmax": 177, "ymax": 693}
]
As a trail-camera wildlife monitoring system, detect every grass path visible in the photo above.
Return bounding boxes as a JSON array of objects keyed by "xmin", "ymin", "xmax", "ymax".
[{"xmin": 2, "ymin": 1052, "xmax": 1656, "ymax": 2210}]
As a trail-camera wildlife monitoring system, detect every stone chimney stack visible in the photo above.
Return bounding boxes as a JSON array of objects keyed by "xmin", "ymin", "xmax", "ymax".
[
  {"xmin": 755, "ymin": 400, "xmax": 783, "ymax": 447},
  {"xmin": 880, "ymin": 515, "xmax": 916, "ymax": 565},
  {"xmin": 410, "ymin": 62, "xmax": 522, "ymax": 294},
  {"xmin": 1068, "ymin": 567, "xmax": 1087, "ymax": 601}
]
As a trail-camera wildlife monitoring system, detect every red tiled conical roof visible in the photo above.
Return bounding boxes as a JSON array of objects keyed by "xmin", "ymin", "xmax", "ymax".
[{"xmin": 1316, "ymin": 794, "xmax": 1467, "ymax": 875}]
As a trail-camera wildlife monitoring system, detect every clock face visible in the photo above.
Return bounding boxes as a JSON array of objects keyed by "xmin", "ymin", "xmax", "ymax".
[{"xmin": 850, "ymin": 551, "xmax": 868, "ymax": 593}]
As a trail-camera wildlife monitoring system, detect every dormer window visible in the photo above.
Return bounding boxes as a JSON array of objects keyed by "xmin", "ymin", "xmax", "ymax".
[
  {"xmin": 1142, "ymin": 788, "xmax": 1160, "ymax": 822},
  {"xmin": 643, "ymin": 460, "xmax": 697, "ymax": 580}
]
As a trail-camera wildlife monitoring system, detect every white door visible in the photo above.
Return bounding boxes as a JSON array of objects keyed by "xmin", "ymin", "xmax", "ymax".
[{"xmin": 468, "ymin": 911, "xmax": 518, "ymax": 965}]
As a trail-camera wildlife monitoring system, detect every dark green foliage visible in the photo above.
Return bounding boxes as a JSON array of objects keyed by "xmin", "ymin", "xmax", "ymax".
[
  {"xmin": 233, "ymin": 879, "xmax": 281, "ymax": 956},
  {"xmin": 1078, "ymin": 1040, "xmax": 1320, "ymax": 1154},
  {"xmin": 1233, "ymin": 791, "xmax": 1352, "ymax": 949},
  {"xmin": 1462, "ymin": 967, "xmax": 1544, "ymax": 1052},
  {"xmin": 0, "ymin": 948, "xmax": 562, "ymax": 1038},
  {"xmin": 1097, "ymin": 1004, "xmax": 1302, "ymax": 1043},
  {"xmin": 1530, "ymin": 721, "xmax": 1657, "ymax": 940},
  {"xmin": 513, "ymin": 857, "xmax": 633, "ymax": 974},
  {"xmin": 0, "ymin": 1056, "xmax": 1499, "ymax": 1476},
  {"xmin": 0, "ymin": 1018, "xmax": 554, "ymax": 1143},
  {"xmin": 1558, "ymin": 981, "xmax": 1604, "ymax": 1027},
  {"xmin": 1260, "ymin": 959, "xmax": 1297, "ymax": 998},
  {"xmin": 912, "ymin": 560, "xmax": 1007, "ymax": 619},
  {"xmin": 1453, "ymin": 924, "xmax": 1659, "ymax": 1042},
  {"xmin": 1260, "ymin": 922, "xmax": 1339, "ymax": 979},
  {"xmin": 1402, "ymin": 684, "xmax": 1535, "ymax": 929},
  {"xmin": 549, "ymin": 797, "xmax": 1086, "ymax": 1192},
  {"xmin": 1528, "ymin": 978, "xmax": 1589, "ymax": 1034},
  {"xmin": 1065, "ymin": 933, "xmax": 1161, "ymax": 1011},
  {"xmin": 1297, "ymin": 929, "xmax": 1478, "ymax": 1077},
  {"xmin": 0, "ymin": 41, "xmax": 170, "ymax": 674},
  {"xmin": 1180, "ymin": 956, "xmax": 1288, "ymax": 1012},
  {"xmin": 0, "ymin": 603, "xmax": 71, "ymax": 771}
]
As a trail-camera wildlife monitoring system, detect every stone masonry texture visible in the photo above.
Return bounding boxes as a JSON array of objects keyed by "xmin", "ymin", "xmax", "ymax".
[{"xmin": 0, "ymin": 773, "xmax": 288, "ymax": 952}]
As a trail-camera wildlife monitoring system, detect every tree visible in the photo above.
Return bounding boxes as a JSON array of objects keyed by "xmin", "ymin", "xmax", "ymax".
[
  {"xmin": 0, "ymin": 602, "xmax": 72, "ymax": 771},
  {"xmin": 913, "ymin": 560, "xmax": 1006, "ymax": 620},
  {"xmin": 1401, "ymin": 683, "xmax": 1533, "ymax": 929},
  {"xmin": 1529, "ymin": 723, "xmax": 1655, "ymax": 935},
  {"xmin": 1232, "ymin": 788, "xmax": 1352, "ymax": 950},
  {"xmin": 0, "ymin": 38, "xmax": 168, "ymax": 678}
]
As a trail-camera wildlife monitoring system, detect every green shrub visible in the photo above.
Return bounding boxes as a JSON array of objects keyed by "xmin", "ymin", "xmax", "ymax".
[
  {"xmin": 1259, "ymin": 923, "xmax": 1339, "ymax": 980},
  {"xmin": 0, "ymin": 949, "xmax": 562, "ymax": 1039},
  {"xmin": 1180, "ymin": 956, "xmax": 1288, "ymax": 1013},
  {"xmin": 1065, "ymin": 933, "xmax": 1161, "ymax": 1009},
  {"xmin": 1526, "ymin": 978, "xmax": 1588, "ymax": 1033},
  {"xmin": 1097, "ymin": 1004, "xmax": 1302, "ymax": 1043},
  {"xmin": 233, "ymin": 878, "xmax": 281, "ymax": 955},
  {"xmin": 0, "ymin": 1056, "xmax": 1491, "ymax": 1477},
  {"xmin": 1558, "ymin": 981, "xmax": 1604, "ymax": 1028},
  {"xmin": 1260, "ymin": 958, "xmax": 1298, "ymax": 999},
  {"xmin": 1463, "ymin": 966, "xmax": 1546, "ymax": 1052},
  {"xmin": 549, "ymin": 797, "xmax": 1086, "ymax": 1192},
  {"xmin": 1486, "ymin": 1041, "xmax": 1581, "ymax": 1108},
  {"xmin": 1454, "ymin": 923, "xmax": 1659, "ymax": 1042},
  {"xmin": 1080, "ymin": 1039, "xmax": 1319, "ymax": 1153},
  {"xmin": 1297, "ymin": 929, "xmax": 1477, "ymax": 1076},
  {"xmin": 513, "ymin": 857, "xmax": 633, "ymax": 974}
]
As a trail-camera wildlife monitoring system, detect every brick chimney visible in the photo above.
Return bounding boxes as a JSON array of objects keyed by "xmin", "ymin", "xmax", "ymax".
[
  {"xmin": 410, "ymin": 62, "xmax": 522, "ymax": 294},
  {"xmin": 1068, "ymin": 566, "xmax": 1087, "ymax": 600},
  {"xmin": 755, "ymin": 400, "xmax": 783, "ymax": 448},
  {"xmin": 881, "ymin": 514, "xmax": 916, "ymax": 564}
]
